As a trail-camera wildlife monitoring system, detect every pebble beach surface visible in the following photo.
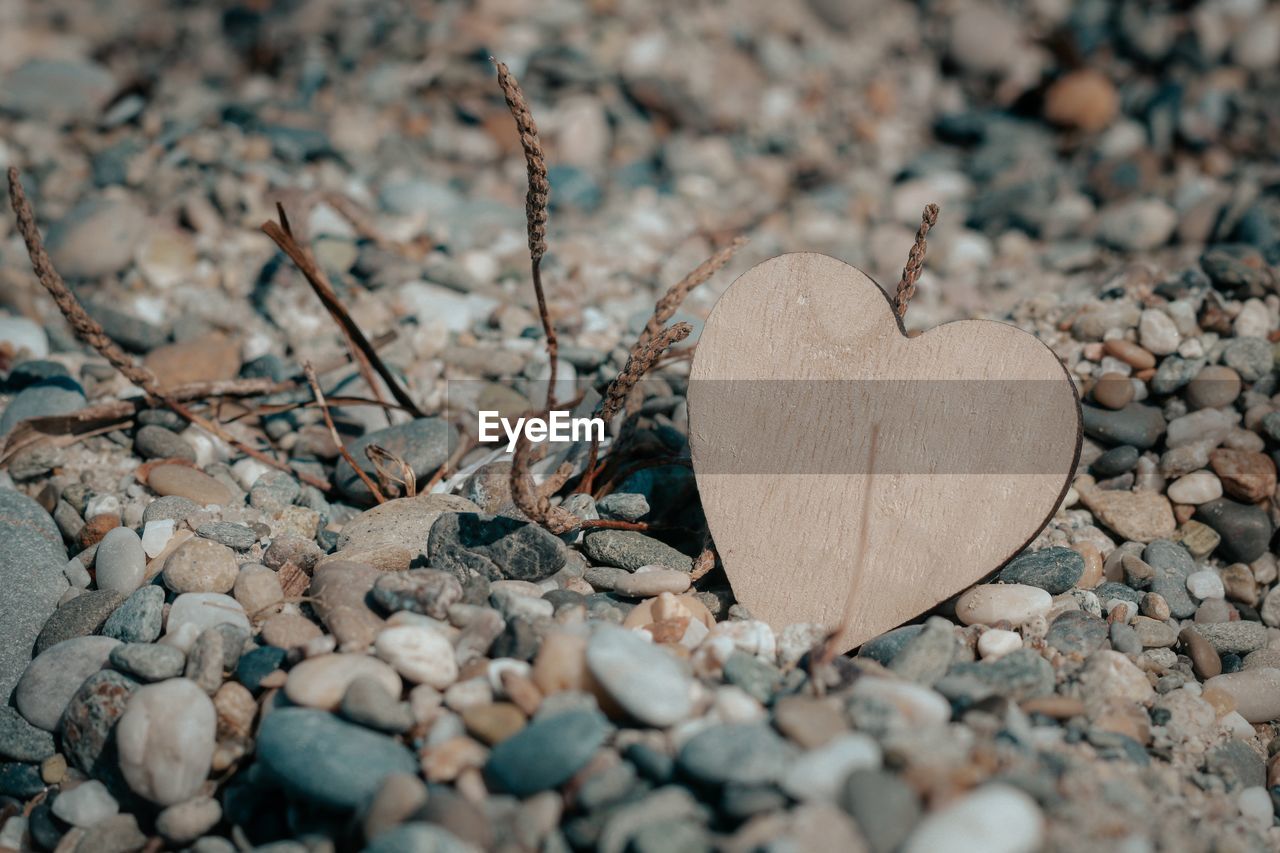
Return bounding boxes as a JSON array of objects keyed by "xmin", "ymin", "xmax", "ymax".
[{"xmin": 2, "ymin": 0, "xmax": 1280, "ymax": 851}]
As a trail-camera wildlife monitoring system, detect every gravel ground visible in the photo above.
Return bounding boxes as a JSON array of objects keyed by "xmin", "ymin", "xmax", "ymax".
[{"xmin": 1, "ymin": 0, "xmax": 1280, "ymax": 851}]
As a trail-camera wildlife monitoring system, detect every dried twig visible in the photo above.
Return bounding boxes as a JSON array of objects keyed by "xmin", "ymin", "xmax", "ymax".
[
  {"xmin": 579, "ymin": 322, "xmax": 693, "ymax": 494},
  {"xmin": 510, "ymin": 419, "xmax": 579, "ymax": 534},
  {"xmin": 493, "ymin": 58, "xmax": 558, "ymax": 409},
  {"xmin": 892, "ymin": 204, "xmax": 939, "ymax": 319},
  {"xmin": 262, "ymin": 206, "xmax": 425, "ymax": 419},
  {"xmin": 7, "ymin": 167, "xmax": 331, "ymax": 492},
  {"xmin": 365, "ymin": 443, "xmax": 415, "ymax": 499},
  {"xmin": 638, "ymin": 237, "xmax": 746, "ymax": 348},
  {"xmin": 304, "ymin": 363, "xmax": 386, "ymax": 504}
]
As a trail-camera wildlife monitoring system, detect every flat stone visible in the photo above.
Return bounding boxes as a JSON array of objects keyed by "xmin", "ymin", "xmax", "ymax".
[
  {"xmin": 1206, "ymin": 668, "xmax": 1280, "ymax": 723},
  {"xmin": 1045, "ymin": 610, "xmax": 1109, "ymax": 656},
  {"xmin": 51, "ymin": 779, "xmax": 119, "ymax": 827},
  {"xmin": 954, "ymin": 584, "xmax": 1051, "ymax": 626},
  {"xmin": 484, "ymin": 708, "xmax": 610, "ymax": 796},
  {"xmin": 0, "ymin": 489, "xmax": 70, "ymax": 705},
  {"xmin": 0, "ymin": 377, "xmax": 86, "ymax": 437},
  {"xmin": 115, "ymin": 678, "xmax": 217, "ymax": 805},
  {"xmin": 257, "ymin": 707, "xmax": 418, "ymax": 809},
  {"xmin": 582, "ymin": 530, "xmax": 693, "ymax": 572},
  {"xmin": 1080, "ymin": 403, "xmax": 1165, "ymax": 449},
  {"xmin": 1210, "ymin": 449, "xmax": 1277, "ymax": 504},
  {"xmin": 0, "ymin": 706, "xmax": 56, "ymax": 762},
  {"xmin": 195, "ymin": 522, "xmax": 256, "ymax": 551},
  {"xmin": 334, "ymin": 494, "xmax": 480, "ymax": 570},
  {"xmin": 586, "ymin": 625, "xmax": 693, "ymax": 726},
  {"xmin": 14, "ymin": 636, "xmax": 119, "ymax": 731},
  {"xmin": 1193, "ymin": 621, "xmax": 1267, "ymax": 655},
  {"xmin": 95, "ymin": 528, "xmax": 147, "ymax": 595},
  {"xmin": 335, "ymin": 418, "xmax": 457, "ymax": 504},
  {"xmin": 677, "ymin": 722, "xmax": 795, "ymax": 786},
  {"xmin": 888, "ymin": 618, "xmax": 957, "ymax": 686},
  {"xmin": 260, "ymin": 613, "xmax": 322, "ymax": 649},
  {"xmin": 0, "ymin": 58, "xmax": 116, "ymax": 123},
  {"xmin": 428, "ymin": 512, "xmax": 567, "ymax": 582},
  {"xmin": 936, "ymin": 648, "xmax": 1055, "ymax": 703},
  {"xmin": 163, "ymin": 538, "xmax": 239, "ymax": 594},
  {"xmin": 856, "ymin": 625, "xmax": 924, "ymax": 666},
  {"xmin": 108, "ymin": 643, "xmax": 186, "ymax": 682},
  {"xmin": 147, "ymin": 465, "xmax": 233, "ymax": 507},
  {"xmin": 143, "ymin": 333, "xmax": 241, "ymax": 389},
  {"xmin": 1195, "ymin": 499, "xmax": 1273, "ymax": 563},
  {"xmin": 35, "ymin": 590, "xmax": 123, "ymax": 654},
  {"xmin": 101, "ymin": 585, "xmax": 165, "ymax": 643},
  {"xmin": 998, "ymin": 547, "xmax": 1084, "ymax": 594},
  {"xmin": 371, "ymin": 569, "xmax": 463, "ymax": 619},
  {"xmin": 1079, "ymin": 487, "xmax": 1175, "ymax": 542},
  {"xmin": 285, "ymin": 653, "xmax": 403, "ymax": 711},
  {"xmin": 311, "ymin": 561, "xmax": 384, "ymax": 651},
  {"xmin": 60, "ymin": 670, "xmax": 136, "ymax": 776}
]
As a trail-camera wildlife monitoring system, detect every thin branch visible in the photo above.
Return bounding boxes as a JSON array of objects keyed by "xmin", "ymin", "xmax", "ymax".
[
  {"xmin": 304, "ymin": 362, "xmax": 386, "ymax": 504},
  {"xmin": 365, "ymin": 443, "xmax": 415, "ymax": 499},
  {"xmin": 7, "ymin": 167, "xmax": 331, "ymax": 492},
  {"xmin": 262, "ymin": 209, "xmax": 425, "ymax": 418},
  {"xmin": 892, "ymin": 204, "xmax": 939, "ymax": 319},
  {"xmin": 638, "ymin": 236, "xmax": 746, "ymax": 348},
  {"xmin": 493, "ymin": 58, "xmax": 558, "ymax": 409}
]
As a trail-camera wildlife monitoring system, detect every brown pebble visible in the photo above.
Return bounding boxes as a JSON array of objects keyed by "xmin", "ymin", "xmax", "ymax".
[
  {"xmin": 143, "ymin": 331, "xmax": 241, "ymax": 388},
  {"xmin": 1140, "ymin": 592, "xmax": 1170, "ymax": 622},
  {"xmin": 41, "ymin": 753, "xmax": 67, "ymax": 784},
  {"xmin": 260, "ymin": 613, "xmax": 323, "ymax": 650},
  {"xmin": 1185, "ymin": 365, "xmax": 1243, "ymax": 410},
  {"xmin": 1103, "ymin": 339, "xmax": 1156, "ymax": 370},
  {"xmin": 1220, "ymin": 563, "xmax": 1258, "ymax": 606},
  {"xmin": 1210, "ymin": 448, "xmax": 1277, "ymax": 504},
  {"xmin": 1090, "ymin": 372, "xmax": 1133, "ymax": 410},
  {"xmin": 148, "ymin": 464, "xmax": 233, "ymax": 506},
  {"xmin": 461, "ymin": 702, "xmax": 526, "ymax": 746},
  {"xmin": 1071, "ymin": 541, "xmax": 1104, "ymax": 589},
  {"xmin": 1044, "ymin": 69, "xmax": 1119, "ymax": 132},
  {"xmin": 421, "ymin": 736, "xmax": 487, "ymax": 784},
  {"xmin": 500, "ymin": 670, "xmax": 543, "ymax": 717},
  {"xmin": 1179, "ymin": 626, "xmax": 1222, "ymax": 680},
  {"xmin": 1121, "ymin": 553, "xmax": 1156, "ymax": 587},
  {"xmin": 1173, "ymin": 504, "xmax": 1195, "ymax": 524},
  {"xmin": 1021, "ymin": 695, "xmax": 1086, "ymax": 719},
  {"xmin": 78, "ymin": 514, "xmax": 119, "ymax": 549}
]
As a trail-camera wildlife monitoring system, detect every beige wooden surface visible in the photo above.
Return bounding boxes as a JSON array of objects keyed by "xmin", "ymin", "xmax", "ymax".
[{"xmin": 688, "ymin": 253, "xmax": 1081, "ymax": 652}]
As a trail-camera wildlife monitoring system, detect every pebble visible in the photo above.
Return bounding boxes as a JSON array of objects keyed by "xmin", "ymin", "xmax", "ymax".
[
  {"xmin": 977, "ymin": 628, "xmax": 1022, "ymax": 659},
  {"xmin": 841, "ymin": 769, "xmax": 921, "ymax": 853},
  {"xmin": 35, "ymin": 589, "xmax": 123, "ymax": 653},
  {"xmin": 428, "ymin": 512, "xmax": 568, "ymax": 582},
  {"xmin": 1045, "ymin": 610, "xmax": 1109, "ymax": 656},
  {"xmin": 1091, "ymin": 444, "xmax": 1139, "ymax": 478},
  {"xmin": 260, "ymin": 613, "xmax": 322, "ymax": 649},
  {"xmin": 0, "ymin": 315, "xmax": 48, "ymax": 359},
  {"xmin": 1210, "ymin": 448, "xmax": 1277, "ymax": 504},
  {"xmin": 110, "ymin": 643, "xmax": 186, "ymax": 682},
  {"xmin": 147, "ymin": 465, "xmax": 234, "ymax": 507},
  {"xmin": 1130, "ymin": 616, "xmax": 1177, "ymax": 648},
  {"xmin": 60, "ymin": 669, "xmax": 137, "ymax": 775},
  {"xmin": 1043, "ymin": 69, "xmax": 1119, "ymax": 132},
  {"xmin": 51, "ymin": 780, "xmax": 118, "ymax": 827},
  {"xmin": 164, "ymin": 538, "xmax": 239, "ymax": 594},
  {"xmin": 1089, "ymin": 372, "xmax": 1133, "ymax": 409},
  {"xmin": 1077, "ymin": 485, "xmax": 1175, "ymax": 542},
  {"xmin": 0, "ymin": 707, "xmax": 56, "ymax": 762},
  {"xmin": 335, "ymin": 418, "xmax": 457, "ymax": 503},
  {"xmin": 780, "ymin": 732, "xmax": 880, "ymax": 802},
  {"xmin": 336, "ymin": 494, "xmax": 479, "ymax": 569},
  {"xmin": 101, "ymin": 585, "xmax": 164, "ymax": 643},
  {"xmin": 311, "ymin": 561, "xmax": 384, "ymax": 650},
  {"xmin": 677, "ymin": 722, "xmax": 795, "ymax": 786},
  {"xmin": 901, "ymin": 784, "xmax": 1044, "ymax": 853},
  {"xmin": 14, "ymin": 636, "xmax": 119, "ymax": 731},
  {"xmin": 341, "ymin": 676, "xmax": 415, "ymax": 734},
  {"xmin": 371, "ymin": 569, "xmax": 464, "ymax": 619},
  {"xmin": 954, "ymin": 584, "xmax": 1051, "ymax": 626},
  {"xmin": 155, "ymin": 797, "xmax": 222, "ymax": 845},
  {"xmin": 74, "ymin": 813, "xmax": 147, "ymax": 853},
  {"xmin": 1222, "ymin": 337, "xmax": 1273, "ymax": 382},
  {"xmin": 375, "ymin": 625, "xmax": 458, "ymax": 689},
  {"xmin": 998, "ymin": 547, "xmax": 1083, "ymax": 594},
  {"xmin": 1194, "ymin": 499, "xmax": 1272, "ymax": 563},
  {"xmin": 1186, "ymin": 570, "xmax": 1225, "ymax": 600},
  {"xmin": 43, "ymin": 193, "xmax": 145, "ymax": 277},
  {"xmin": 232, "ymin": 564, "xmax": 283, "ymax": 617},
  {"xmin": 94, "ymin": 527, "xmax": 147, "ymax": 595},
  {"xmin": 1193, "ymin": 621, "xmax": 1267, "ymax": 655},
  {"xmin": 1080, "ymin": 403, "xmax": 1165, "ymax": 449},
  {"xmin": 1185, "ymin": 365, "xmax": 1242, "ymax": 410},
  {"xmin": 134, "ymin": 425, "xmax": 196, "ymax": 461},
  {"xmin": 1180, "ymin": 627, "xmax": 1222, "ymax": 679},
  {"xmin": 285, "ymin": 654, "xmax": 403, "ymax": 710},
  {"xmin": 1098, "ymin": 199, "xmax": 1177, "ymax": 251},
  {"xmin": 1206, "ymin": 668, "xmax": 1280, "ymax": 723},
  {"xmin": 116, "ymin": 678, "xmax": 217, "ymax": 805},
  {"xmin": 144, "ymin": 333, "xmax": 241, "ymax": 389},
  {"xmin": 196, "ymin": 522, "xmax": 256, "ymax": 551},
  {"xmin": 483, "ymin": 707, "xmax": 609, "ymax": 796},
  {"xmin": 582, "ymin": 530, "xmax": 693, "ymax": 572},
  {"xmin": 165, "ymin": 593, "xmax": 251, "ymax": 647},
  {"xmin": 586, "ymin": 625, "xmax": 693, "ymax": 726},
  {"xmin": 1166, "ymin": 470, "xmax": 1222, "ymax": 505},
  {"xmin": 256, "ymin": 707, "xmax": 418, "ymax": 809}
]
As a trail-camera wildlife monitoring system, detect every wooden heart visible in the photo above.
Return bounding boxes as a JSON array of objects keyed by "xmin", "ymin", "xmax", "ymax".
[{"xmin": 688, "ymin": 253, "xmax": 1081, "ymax": 652}]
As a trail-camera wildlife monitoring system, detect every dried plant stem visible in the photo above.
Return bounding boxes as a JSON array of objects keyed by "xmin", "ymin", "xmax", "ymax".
[
  {"xmin": 304, "ymin": 363, "xmax": 386, "ymax": 504},
  {"xmin": 510, "ymin": 420, "xmax": 579, "ymax": 534},
  {"xmin": 690, "ymin": 537, "xmax": 717, "ymax": 583},
  {"xmin": 7, "ymin": 167, "xmax": 331, "ymax": 492},
  {"xmin": 365, "ymin": 443, "xmax": 416, "ymax": 499},
  {"xmin": 493, "ymin": 58, "xmax": 558, "ymax": 409},
  {"xmin": 579, "ymin": 322, "xmax": 693, "ymax": 494},
  {"xmin": 263, "ymin": 208, "xmax": 425, "ymax": 419},
  {"xmin": 639, "ymin": 237, "xmax": 746, "ymax": 348},
  {"xmin": 892, "ymin": 203, "xmax": 939, "ymax": 318}
]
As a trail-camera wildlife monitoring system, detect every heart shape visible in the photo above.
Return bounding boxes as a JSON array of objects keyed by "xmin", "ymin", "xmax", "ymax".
[{"xmin": 688, "ymin": 253, "xmax": 1081, "ymax": 652}]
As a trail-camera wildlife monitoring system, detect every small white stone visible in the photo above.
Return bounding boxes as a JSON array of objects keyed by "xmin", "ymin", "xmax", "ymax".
[
  {"xmin": 1166, "ymin": 470, "xmax": 1223, "ymax": 505},
  {"xmin": 85, "ymin": 494, "xmax": 121, "ymax": 520},
  {"xmin": 51, "ymin": 780, "xmax": 118, "ymax": 827},
  {"xmin": 284, "ymin": 653, "xmax": 403, "ymax": 710},
  {"xmin": 0, "ymin": 314, "xmax": 49, "ymax": 358},
  {"xmin": 1139, "ymin": 309, "xmax": 1181, "ymax": 355},
  {"xmin": 1233, "ymin": 298, "xmax": 1272, "ymax": 339},
  {"xmin": 141, "ymin": 519, "xmax": 176, "ymax": 558},
  {"xmin": 712, "ymin": 685, "xmax": 765, "ymax": 723},
  {"xmin": 902, "ymin": 784, "xmax": 1044, "ymax": 853},
  {"xmin": 487, "ymin": 659, "xmax": 532, "ymax": 695},
  {"xmin": 955, "ymin": 584, "xmax": 1052, "ymax": 627},
  {"xmin": 849, "ymin": 678, "xmax": 950, "ymax": 727},
  {"xmin": 781, "ymin": 733, "xmax": 881, "ymax": 802},
  {"xmin": 1186, "ymin": 570, "xmax": 1225, "ymax": 600},
  {"xmin": 116, "ymin": 679, "xmax": 216, "ymax": 806},
  {"xmin": 165, "ymin": 593, "xmax": 250, "ymax": 646},
  {"xmin": 375, "ymin": 625, "xmax": 459, "ymax": 689},
  {"xmin": 1238, "ymin": 786, "xmax": 1273, "ymax": 831},
  {"xmin": 1222, "ymin": 710, "xmax": 1256, "ymax": 740},
  {"xmin": 977, "ymin": 628, "xmax": 1022, "ymax": 659},
  {"xmin": 231, "ymin": 458, "xmax": 273, "ymax": 491}
]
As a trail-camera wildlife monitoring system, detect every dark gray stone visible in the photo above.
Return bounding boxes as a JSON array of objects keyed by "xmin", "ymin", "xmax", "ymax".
[
  {"xmin": 101, "ymin": 585, "xmax": 165, "ymax": 643},
  {"xmin": 1206, "ymin": 739, "xmax": 1265, "ymax": 790},
  {"xmin": 888, "ymin": 617, "xmax": 957, "ymax": 686},
  {"xmin": 722, "ymin": 651, "xmax": 783, "ymax": 703},
  {"xmin": 428, "ymin": 512, "xmax": 567, "ymax": 582},
  {"xmin": 936, "ymin": 648, "xmax": 1054, "ymax": 703},
  {"xmin": 134, "ymin": 425, "xmax": 196, "ymax": 461},
  {"xmin": 581, "ymin": 530, "xmax": 693, "ymax": 572},
  {"xmin": 335, "ymin": 418, "xmax": 456, "ymax": 504},
  {"xmin": 0, "ymin": 706, "xmax": 56, "ymax": 762},
  {"xmin": 676, "ymin": 722, "xmax": 794, "ymax": 786},
  {"xmin": 196, "ymin": 521, "xmax": 257, "ymax": 550},
  {"xmin": 109, "ymin": 643, "xmax": 186, "ymax": 682},
  {"xmin": 485, "ymin": 708, "xmax": 610, "ymax": 796},
  {"xmin": 1080, "ymin": 403, "xmax": 1165, "ymax": 449},
  {"xmin": 0, "ymin": 377, "xmax": 86, "ymax": 437},
  {"xmin": 235, "ymin": 646, "xmax": 286, "ymax": 693},
  {"xmin": 596, "ymin": 493, "xmax": 650, "ymax": 522},
  {"xmin": 1091, "ymin": 445, "xmax": 1140, "ymax": 478},
  {"xmin": 840, "ymin": 769, "xmax": 921, "ymax": 853},
  {"xmin": 1045, "ymin": 610, "xmax": 1109, "ymax": 656},
  {"xmin": 1195, "ymin": 499, "xmax": 1273, "ymax": 563},
  {"xmin": 0, "ymin": 761, "xmax": 45, "ymax": 797},
  {"xmin": 371, "ymin": 569, "xmax": 463, "ymax": 619},
  {"xmin": 257, "ymin": 708, "xmax": 418, "ymax": 809},
  {"xmin": 1095, "ymin": 582, "xmax": 1143, "ymax": 608},
  {"xmin": 35, "ymin": 589, "xmax": 123, "ymax": 654},
  {"xmin": 59, "ymin": 669, "xmax": 136, "ymax": 776},
  {"xmin": 999, "ymin": 547, "xmax": 1085, "ymax": 594},
  {"xmin": 857, "ymin": 624, "xmax": 924, "ymax": 666}
]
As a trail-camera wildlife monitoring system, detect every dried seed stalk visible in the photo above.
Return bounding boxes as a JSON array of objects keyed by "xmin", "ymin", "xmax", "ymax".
[
  {"xmin": 892, "ymin": 203, "xmax": 939, "ymax": 319},
  {"xmin": 639, "ymin": 236, "xmax": 746, "ymax": 348},
  {"xmin": 365, "ymin": 443, "xmax": 416, "ymax": 499},
  {"xmin": 510, "ymin": 420, "xmax": 579, "ymax": 534},
  {"xmin": 304, "ymin": 363, "xmax": 386, "ymax": 504},
  {"xmin": 493, "ymin": 58, "xmax": 558, "ymax": 409},
  {"xmin": 7, "ymin": 167, "xmax": 331, "ymax": 492}
]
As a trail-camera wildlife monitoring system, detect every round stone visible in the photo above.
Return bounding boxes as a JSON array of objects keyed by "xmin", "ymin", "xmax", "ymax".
[
  {"xmin": 165, "ymin": 593, "xmax": 250, "ymax": 645},
  {"xmin": 116, "ymin": 678, "xmax": 217, "ymax": 805},
  {"xmin": 102, "ymin": 585, "xmax": 165, "ymax": 644},
  {"xmin": 483, "ymin": 708, "xmax": 610, "ymax": 796},
  {"xmin": 14, "ymin": 636, "xmax": 119, "ymax": 731},
  {"xmin": 1090, "ymin": 372, "xmax": 1133, "ymax": 410},
  {"xmin": 1185, "ymin": 365, "xmax": 1242, "ymax": 410},
  {"xmin": 285, "ymin": 654, "xmax": 403, "ymax": 711},
  {"xmin": 954, "ymin": 584, "xmax": 1052, "ymax": 627},
  {"xmin": 977, "ymin": 629, "xmax": 1022, "ymax": 660},
  {"xmin": 232, "ymin": 564, "xmax": 283, "ymax": 617},
  {"xmin": 1205, "ymin": 669, "xmax": 1280, "ymax": 723},
  {"xmin": 901, "ymin": 784, "xmax": 1043, "ymax": 853},
  {"xmin": 1044, "ymin": 69, "xmax": 1118, "ymax": 132},
  {"xmin": 94, "ymin": 527, "xmax": 147, "ymax": 595},
  {"xmin": 677, "ymin": 722, "xmax": 795, "ymax": 786},
  {"xmin": 585, "ymin": 625, "xmax": 693, "ymax": 727},
  {"xmin": 260, "ymin": 613, "xmax": 323, "ymax": 650},
  {"xmin": 147, "ymin": 465, "xmax": 233, "ymax": 507},
  {"xmin": 1186, "ymin": 570, "xmax": 1226, "ymax": 600},
  {"xmin": 109, "ymin": 643, "xmax": 186, "ymax": 682},
  {"xmin": 50, "ymin": 780, "xmax": 118, "ymax": 827},
  {"xmin": 1167, "ymin": 470, "xmax": 1222, "ymax": 505},
  {"xmin": 374, "ymin": 625, "xmax": 459, "ymax": 689},
  {"xmin": 164, "ymin": 538, "xmax": 239, "ymax": 594},
  {"xmin": 155, "ymin": 796, "xmax": 221, "ymax": 845},
  {"xmin": 997, "ymin": 548, "xmax": 1084, "ymax": 594}
]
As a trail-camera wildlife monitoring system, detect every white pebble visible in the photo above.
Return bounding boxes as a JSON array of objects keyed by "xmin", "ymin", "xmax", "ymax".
[
  {"xmin": 1166, "ymin": 470, "xmax": 1222, "ymax": 505},
  {"xmin": 1186, "ymin": 570, "xmax": 1225, "ymax": 600},
  {"xmin": 902, "ymin": 784, "xmax": 1044, "ymax": 853},
  {"xmin": 231, "ymin": 458, "xmax": 273, "ymax": 491},
  {"xmin": 50, "ymin": 780, "xmax": 118, "ymax": 827},
  {"xmin": 781, "ymin": 733, "xmax": 881, "ymax": 802},
  {"xmin": 849, "ymin": 678, "xmax": 950, "ymax": 727},
  {"xmin": 955, "ymin": 584, "xmax": 1052, "ymax": 627},
  {"xmin": 85, "ymin": 493, "xmax": 121, "ymax": 520},
  {"xmin": 1233, "ymin": 299, "xmax": 1272, "ymax": 339},
  {"xmin": 977, "ymin": 629, "xmax": 1022, "ymax": 659},
  {"xmin": 116, "ymin": 679, "xmax": 217, "ymax": 806},
  {"xmin": 1139, "ymin": 309, "xmax": 1181, "ymax": 355},
  {"xmin": 1238, "ymin": 786, "xmax": 1273, "ymax": 831},
  {"xmin": 0, "ymin": 314, "xmax": 48, "ymax": 358},
  {"xmin": 141, "ymin": 519, "xmax": 176, "ymax": 558},
  {"xmin": 375, "ymin": 624, "xmax": 459, "ymax": 689}
]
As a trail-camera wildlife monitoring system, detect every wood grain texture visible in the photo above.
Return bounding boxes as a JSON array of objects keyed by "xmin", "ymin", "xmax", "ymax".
[{"xmin": 688, "ymin": 253, "xmax": 1081, "ymax": 652}]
